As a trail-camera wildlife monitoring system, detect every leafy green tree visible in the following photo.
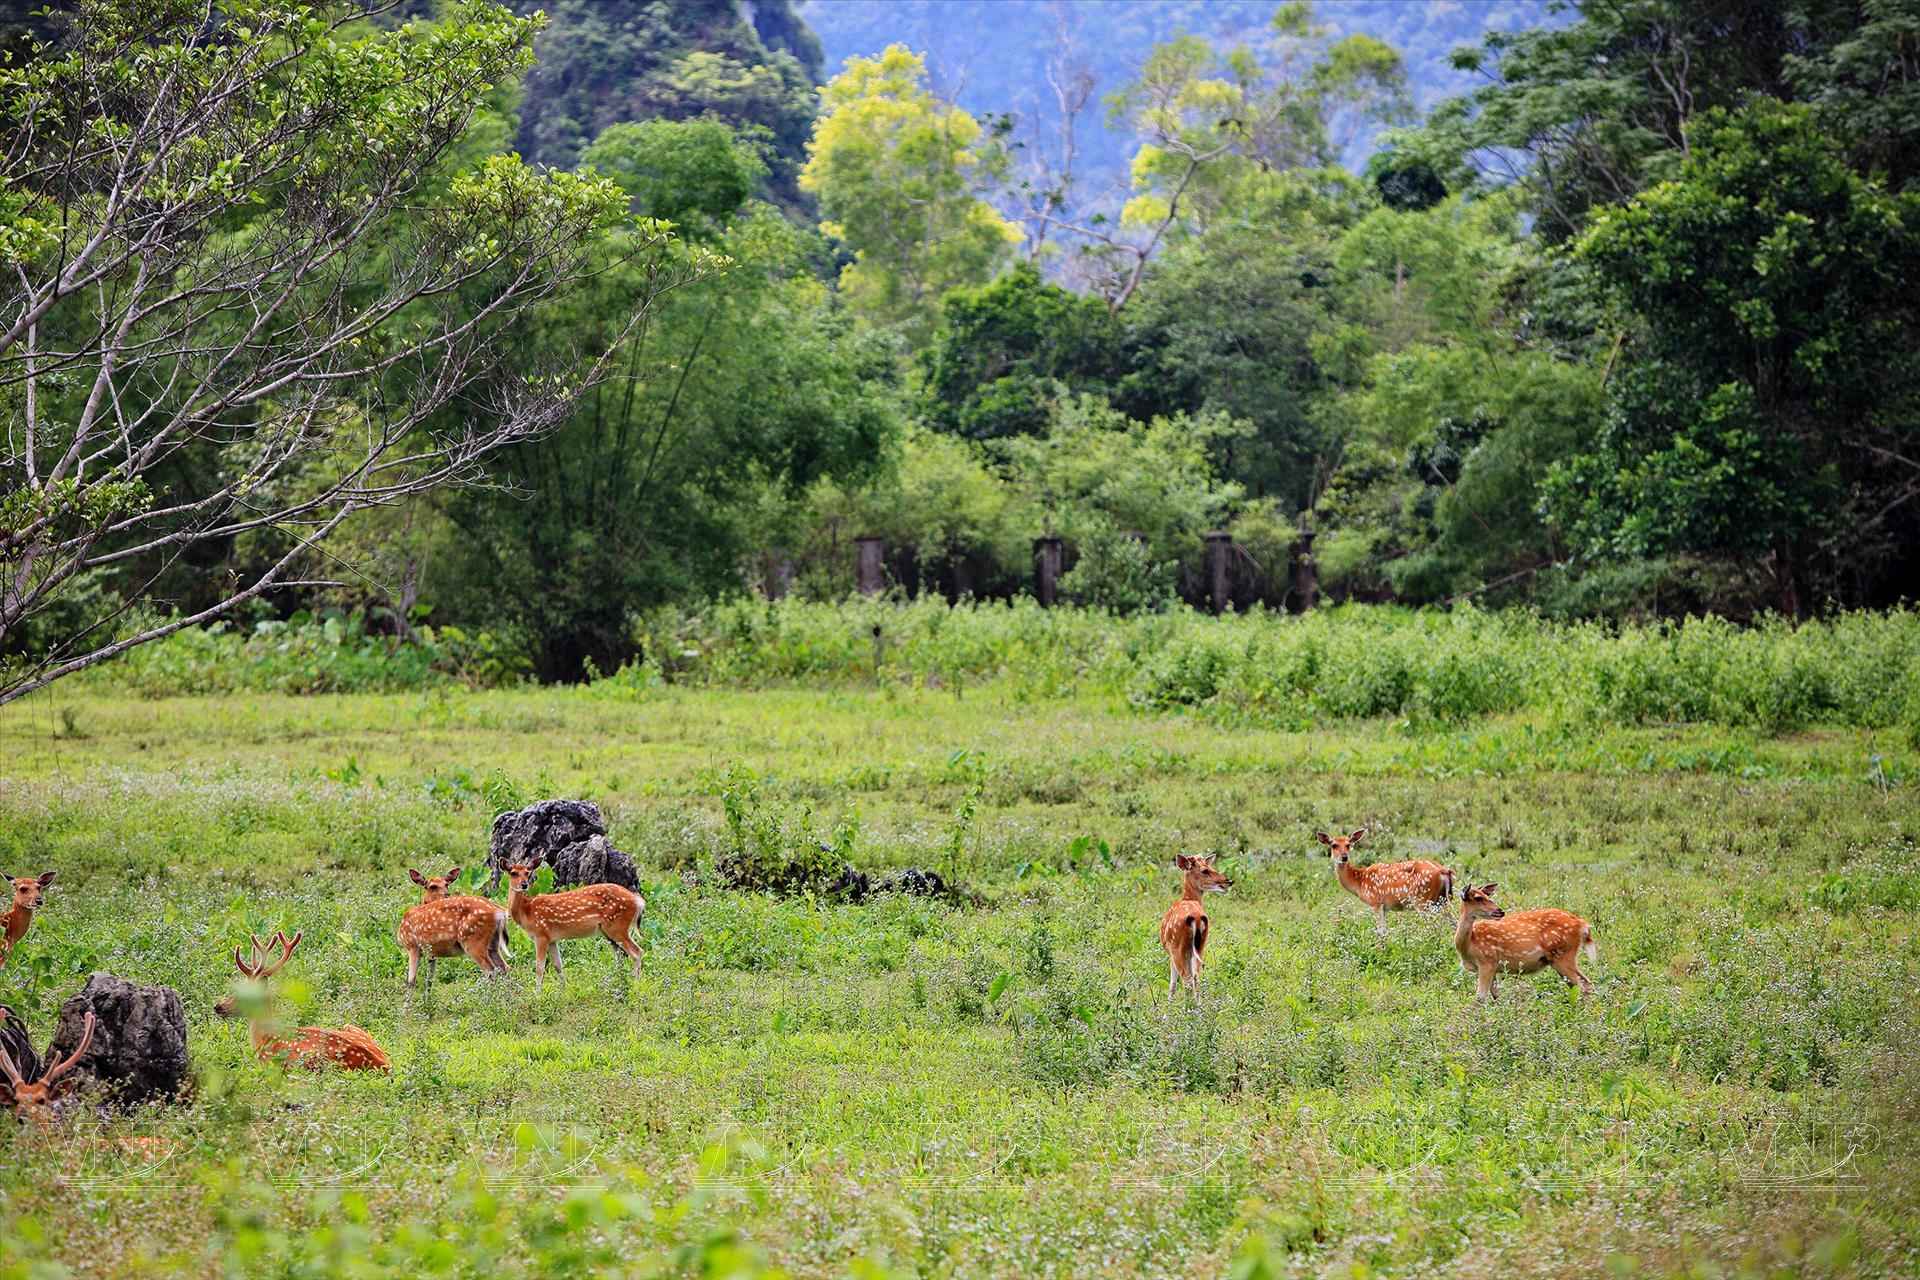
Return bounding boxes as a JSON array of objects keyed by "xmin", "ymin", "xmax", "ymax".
[
  {"xmin": 800, "ymin": 44, "xmax": 1023, "ymax": 335},
  {"xmin": 449, "ymin": 183, "xmax": 898, "ymax": 679},
  {"xmin": 915, "ymin": 264, "xmax": 1130, "ymax": 441},
  {"xmin": 1544, "ymin": 102, "xmax": 1920, "ymax": 613},
  {"xmin": 0, "ymin": 0, "xmax": 664, "ymax": 704},
  {"xmin": 513, "ymin": 0, "xmax": 821, "ymax": 209},
  {"xmin": 581, "ymin": 119, "xmax": 770, "ymax": 237}
]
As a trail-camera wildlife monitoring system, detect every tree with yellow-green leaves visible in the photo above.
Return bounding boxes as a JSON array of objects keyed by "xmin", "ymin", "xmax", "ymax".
[{"xmin": 800, "ymin": 45, "xmax": 1023, "ymax": 336}]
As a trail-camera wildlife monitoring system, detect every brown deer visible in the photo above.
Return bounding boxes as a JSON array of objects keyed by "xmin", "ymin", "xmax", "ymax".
[
  {"xmin": 502, "ymin": 863, "xmax": 644, "ymax": 995},
  {"xmin": 1158, "ymin": 854, "xmax": 1232, "ymax": 999},
  {"xmin": 1, "ymin": 871, "xmax": 54, "ymax": 966},
  {"xmin": 1454, "ymin": 883, "xmax": 1597, "ymax": 1000},
  {"xmin": 397, "ymin": 867, "xmax": 511, "ymax": 987},
  {"xmin": 0, "ymin": 1009, "xmax": 95, "ymax": 1124},
  {"xmin": 216, "ymin": 931, "xmax": 391, "ymax": 1071},
  {"xmin": 1316, "ymin": 830, "xmax": 1452, "ymax": 934},
  {"xmin": 408, "ymin": 867, "xmax": 463, "ymax": 902}
]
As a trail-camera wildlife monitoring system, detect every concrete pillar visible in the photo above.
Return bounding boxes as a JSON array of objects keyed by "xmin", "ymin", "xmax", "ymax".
[
  {"xmin": 1034, "ymin": 536, "xmax": 1063, "ymax": 606},
  {"xmin": 1292, "ymin": 518, "xmax": 1318, "ymax": 612},
  {"xmin": 1205, "ymin": 531, "xmax": 1232, "ymax": 614},
  {"xmin": 854, "ymin": 536, "xmax": 885, "ymax": 596}
]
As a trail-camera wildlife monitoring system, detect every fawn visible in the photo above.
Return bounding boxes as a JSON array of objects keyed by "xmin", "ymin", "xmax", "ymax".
[
  {"xmin": 1316, "ymin": 830, "xmax": 1452, "ymax": 934},
  {"xmin": 408, "ymin": 867, "xmax": 463, "ymax": 902},
  {"xmin": 1159, "ymin": 854, "xmax": 1232, "ymax": 999},
  {"xmin": 216, "ymin": 931, "xmax": 391, "ymax": 1071},
  {"xmin": 1454, "ymin": 883, "xmax": 1597, "ymax": 1000},
  {"xmin": 502, "ymin": 863, "xmax": 644, "ymax": 995},
  {"xmin": 397, "ymin": 867, "xmax": 511, "ymax": 987},
  {"xmin": 1, "ymin": 871, "xmax": 53, "ymax": 966},
  {"xmin": 0, "ymin": 1009, "xmax": 95, "ymax": 1124}
]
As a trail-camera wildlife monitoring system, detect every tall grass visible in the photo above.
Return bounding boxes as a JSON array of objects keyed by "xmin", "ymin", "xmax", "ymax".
[
  {"xmin": 637, "ymin": 598, "xmax": 1920, "ymax": 733},
  {"xmin": 82, "ymin": 599, "xmax": 1920, "ymax": 734}
]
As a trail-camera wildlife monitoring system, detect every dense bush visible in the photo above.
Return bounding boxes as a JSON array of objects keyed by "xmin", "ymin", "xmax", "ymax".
[
  {"xmin": 89, "ymin": 613, "xmax": 528, "ymax": 697},
  {"xmin": 633, "ymin": 598, "xmax": 1920, "ymax": 733}
]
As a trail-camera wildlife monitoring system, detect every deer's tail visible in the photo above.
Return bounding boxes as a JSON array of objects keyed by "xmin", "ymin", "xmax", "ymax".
[
  {"xmin": 490, "ymin": 909, "xmax": 512, "ymax": 971},
  {"xmin": 1581, "ymin": 923, "xmax": 1597, "ymax": 965},
  {"xmin": 1189, "ymin": 915, "xmax": 1208, "ymax": 975},
  {"xmin": 1440, "ymin": 869, "xmax": 1455, "ymax": 902}
]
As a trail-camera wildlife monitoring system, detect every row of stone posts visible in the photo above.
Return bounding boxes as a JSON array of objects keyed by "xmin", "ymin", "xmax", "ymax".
[{"xmin": 844, "ymin": 521, "xmax": 1318, "ymax": 612}]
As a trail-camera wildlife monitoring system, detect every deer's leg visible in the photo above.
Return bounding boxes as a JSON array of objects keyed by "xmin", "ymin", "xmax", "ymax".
[
  {"xmin": 1476, "ymin": 963, "xmax": 1496, "ymax": 1001},
  {"xmin": 404, "ymin": 944, "xmax": 419, "ymax": 988},
  {"xmin": 549, "ymin": 939, "xmax": 563, "ymax": 976},
  {"xmin": 533, "ymin": 936, "xmax": 549, "ymax": 995},
  {"xmin": 604, "ymin": 921, "xmax": 642, "ymax": 979},
  {"xmin": 1552, "ymin": 951, "xmax": 1593, "ymax": 996},
  {"xmin": 1167, "ymin": 956, "xmax": 1179, "ymax": 1001},
  {"xmin": 1374, "ymin": 904, "xmax": 1388, "ymax": 936}
]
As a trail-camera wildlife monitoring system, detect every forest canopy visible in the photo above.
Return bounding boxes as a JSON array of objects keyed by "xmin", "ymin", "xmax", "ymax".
[{"xmin": 3, "ymin": 0, "xmax": 1916, "ymax": 693}]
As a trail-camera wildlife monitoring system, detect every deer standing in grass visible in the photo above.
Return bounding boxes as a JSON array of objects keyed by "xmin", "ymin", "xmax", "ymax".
[
  {"xmin": 1316, "ymin": 830, "xmax": 1452, "ymax": 934},
  {"xmin": 1159, "ymin": 854, "xmax": 1232, "ymax": 999},
  {"xmin": 216, "ymin": 931, "xmax": 391, "ymax": 1071},
  {"xmin": 0, "ymin": 1007, "xmax": 94, "ymax": 1124},
  {"xmin": 503, "ymin": 863, "xmax": 644, "ymax": 995},
  {"xmin": 1454, "ymin": 883, "xmax": 1597, "ymax": 1000},
  {"xmin": 1, "ymin": 872, "xmax": 54, "ymax": 966},
  {"xmin": 397, "ymin": 867, "xmax": 511, "ymax": 988}
]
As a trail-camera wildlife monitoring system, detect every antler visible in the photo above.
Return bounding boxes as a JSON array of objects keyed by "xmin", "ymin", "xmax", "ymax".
[
  {"xmin": 258, "ymin": 930, "xmax": 301, "ymax": 980},
  {"xmin": 0, "ymin": 1040, "xmax": 24, "ymax": 1090},
  {"xmin": 40, "ymin": 1012, "xmax": 96, "ymax": 1089}
]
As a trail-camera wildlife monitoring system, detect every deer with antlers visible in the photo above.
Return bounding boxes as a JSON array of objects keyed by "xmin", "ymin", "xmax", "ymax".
[
  {"xmin": 1454, "ymin": 883, "xmax": 1597, "ymax": 1001},
  {"xmin": 502, "ymin": 863, "xmax": 643, "ymax": 995},
  {"xmin": 397, "ymin": 867, "xmax": 511, "ymax": 988},
  {"xmin": 1, "ymin": 871, "xmax": 54, "ymax": 966},
  {"xmin": 216, "ymin": 931, "xmax": 391, "ymax": 1071},
  {"xmin": 1316, "ymin": 829, "xmax": 1452, "ymax": 934},
  {"xmin": 0, "ymin": 1006, "xmax": 96, "ymax": 1124},
  {"xmin": 1159, "ymin": 854, "xmax": 1232, "ymax": 999}
]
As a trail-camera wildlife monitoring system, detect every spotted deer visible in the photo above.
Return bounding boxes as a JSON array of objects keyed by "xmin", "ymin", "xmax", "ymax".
[
  {"xmin": 397, "ymin": 867, "xmax": 511, "ymax": 987},
  {"xmin": 503, "ymin": 863, "xmax": 644, "ymax": 995},
  {"xmin": 408, "ymin": 867, "xmax": 463, "ymax": 902},
  {"xmin": 1316, "ymin": 830, "xmax": 1452, "ymax": 934},
  {"xmin": 216, "ymin": 931, "xmax": 391, "ymax": 1071},
  {"xmin": 1159, "ymin": 854, "xmax": 1232, "ymax": 999},
  {"xmin": 1, "ymin": 871, "xmax": 53, "ymax": 966},
  {"xmin": 1454, "ymin": 883, "xmax": 1597, "ymax": 1000},
  {"xmin": 0, "ymin": 1008, "xmax": 95, "ymax": 1124}
]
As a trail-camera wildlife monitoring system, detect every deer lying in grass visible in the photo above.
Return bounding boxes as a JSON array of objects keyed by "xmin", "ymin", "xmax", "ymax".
[
  {"xmin": 397, "ymin": 867, "xmax": 511, "ymax": 988},
  {"xmin": 503, "ymin": 864, "xmax": 644, "ymax": 995},
  {"xmin": 1455, "ymin": 883, "xmax": 1597, "ymax": 1000},
  {"xmin": 216, "ymin": 931, "xmax": 391, "ymax": 1071},
  {"xmin": 1159, "ymin": 854, "xmax": 1232, "ymax": 999},
  {"xmin": 1, "ymin": 871, "xmax": 53, "ymax": 966},
  {"xmin": 0, "ymin": 1007, "xmax": 95, "ymax": 1124},
  {"xmin": 1316, "ymin": 830, "xmax": 1452, "ymax": 934}
]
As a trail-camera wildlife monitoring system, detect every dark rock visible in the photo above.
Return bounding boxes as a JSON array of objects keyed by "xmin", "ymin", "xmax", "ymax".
[
  {"xmin": 876, "ymin": 868, "xmax": 950, "ymax": 899},
  {"xmin": 0, "ymin": 1005, "xmax": 42, "ymax": 1084},
  {"xmin": 46, "ymin": 973, "xmax": 190, "ymax": 1107},
  {"xmin": 487, "ymin": 800, "xmax": 638, "ymax": 892}
]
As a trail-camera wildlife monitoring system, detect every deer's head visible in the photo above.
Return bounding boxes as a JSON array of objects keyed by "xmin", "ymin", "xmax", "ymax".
[
  {"xmin": 408, "ymin": 868, "xmax": 462, "ymax": 901},
  {"xmin": 3, "ymin": 872, "xmax": 53, "ymax": 913},
  {"xmin": 0, "ymin": 1011, "xmax": 94, "ymax": 1123},
  {"xmin": 504, "ymin": 863, "xmax": 539, "ymax": 893},
  {"xmin": 1175, "ymin": 854, "xmax": 1232, "ymax": 893},
  {"xmin": 1459, "ymin": 883, "xmax": 1504, "ymax": 921},
  {"xmin": 1314, "ymin": 830, "xmax": 1367, "ymax": 865},
  {"xmin": 215, "ymin": 930, "xmax": 302, "ymax": 1017}
]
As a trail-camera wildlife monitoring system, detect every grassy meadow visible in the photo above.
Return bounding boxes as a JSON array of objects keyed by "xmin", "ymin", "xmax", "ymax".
[{"xmin": 2, "ymin": 616, "xmax": 1919, "ymax": 1277}]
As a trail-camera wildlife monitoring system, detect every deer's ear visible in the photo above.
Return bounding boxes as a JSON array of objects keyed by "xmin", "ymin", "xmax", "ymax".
[
  {"xmin": 1314, "ymin": 832, "xmax": 1332, "ymax": 846},
  {"xmin": 447, "ymin": 867, "xmax": 462, "ymax": 882},
  {"xmin": 1481, "ymin": 883, "xmax": 1498, "ymax": 896},
  {"xmin": 1174, "ymin": 855, "xmax": 1194, "ymax": 870},
  {"xmin": 409, "ymin": 869, "xmax": 427, "ymax": 886},
  {"xmin": 1348, "ymin": 829, "xmax": 1366, "ymax": 845}
]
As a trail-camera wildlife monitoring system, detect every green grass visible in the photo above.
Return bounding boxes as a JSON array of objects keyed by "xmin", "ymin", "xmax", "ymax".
[{"xmin": 2, "ymin": 680, "xmax": 1917, "ymax": 1278}]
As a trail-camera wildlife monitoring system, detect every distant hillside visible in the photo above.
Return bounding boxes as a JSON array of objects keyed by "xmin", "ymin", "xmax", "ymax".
[{"xmin": 799, "ymin": 0, "xmax": 1556, "ymax": 200}]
